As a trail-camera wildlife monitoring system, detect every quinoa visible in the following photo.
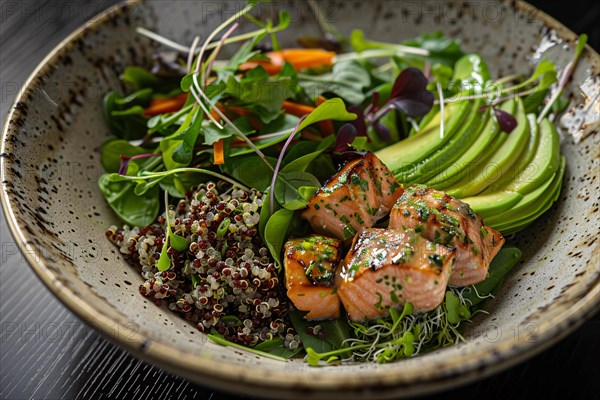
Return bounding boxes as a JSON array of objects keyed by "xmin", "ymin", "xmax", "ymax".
[{"xmin": 106, "ymin": 181, "xmax": 298, "ymax": 348}]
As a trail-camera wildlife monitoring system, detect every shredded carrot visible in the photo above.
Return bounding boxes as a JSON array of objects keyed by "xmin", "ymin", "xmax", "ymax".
[
  {"xmin": 213, "ymin": 139, "xmax": 225, "ymax": 165},
  {"xmin": 209, "ymin": 106, "xmax": 222, "ymax": 123},
  {"xmin": 281, "ymin": 100, "xmax": 334, "ymax": 136},
  {"xmin": 239, "ymin": 49, "xmax": 336, "ymax": 75},
  {"xmin": 225, "ymin": 106, "xmax": 262, "ymax": 130},
  {"xmin": 316, "ymin": 96, "xmax": 327, "ymax": 106},
  {"xmin": 282, "ymin": 100, "xmax": 315, "ymax": 117},
  {"xmin": 143, "ymin": 93, "xmax": 188, "ymax": 117}
]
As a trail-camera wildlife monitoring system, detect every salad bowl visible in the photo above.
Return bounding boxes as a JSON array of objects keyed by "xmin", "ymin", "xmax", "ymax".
[{"xmin": 1, "ymin": 0, "xmax": 598, "ymax": 398}]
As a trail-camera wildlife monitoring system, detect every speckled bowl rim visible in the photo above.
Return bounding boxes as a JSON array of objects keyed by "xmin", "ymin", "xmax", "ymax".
[{"xmin": 1, "ymin": 0, "xmax": 599, "ymax": 398}]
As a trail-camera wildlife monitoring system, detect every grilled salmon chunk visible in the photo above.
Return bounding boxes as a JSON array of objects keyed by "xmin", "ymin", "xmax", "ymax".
[
  {"xmin": 389, "ymin": 185, "xmax": 504, "ymax": 286},
  {"xmin": 284, "ymin": 235, "xmax": 343, "ymax": 320},
  {"xmin": 302, "ymin": 152, "xmax": 403, "ymax": 241},
  {"xmin": 336, "ymin": 228, "xmax": 455, "ymax": 321}
]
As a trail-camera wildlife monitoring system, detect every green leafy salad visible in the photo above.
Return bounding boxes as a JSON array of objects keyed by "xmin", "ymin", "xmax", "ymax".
[{"xmin": 100, "ymin": 1, "xmax": 587, "ymax": 365}]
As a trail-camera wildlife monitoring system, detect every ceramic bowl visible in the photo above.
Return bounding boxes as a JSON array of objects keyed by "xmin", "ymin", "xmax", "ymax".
[{"xmin": 1, "ymin": 1, "xmax": 598, "ymax": 398}]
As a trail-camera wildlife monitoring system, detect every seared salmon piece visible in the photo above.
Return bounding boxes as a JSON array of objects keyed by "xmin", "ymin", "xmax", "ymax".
[
  {"xmin": 336, "ymin": 228, "xmax": 455, "ymax": 321},
  {"xmin": 389, "ymin": 185, "xmax": 504, "ymax": 286},
  {"xmin": 302, "ymin": 152, "xmax": 403, "ymax": 241},
  {"xmin": 284, "ymin": 235, "xmax": 343, "ymax": 320}
]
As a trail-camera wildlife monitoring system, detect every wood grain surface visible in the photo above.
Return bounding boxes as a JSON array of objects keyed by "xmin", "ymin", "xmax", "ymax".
[{"xmin": 1, "ymin": 1, "xmax": 599, "ymax": 399}]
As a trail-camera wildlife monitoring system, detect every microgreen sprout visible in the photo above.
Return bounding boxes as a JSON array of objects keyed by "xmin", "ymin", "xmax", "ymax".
[
  {"xmin": 157, "ymin": 191, "xmax": 189, "ymax": 271},
  {"xmin": 186, "ymin": 35, "xmax": 201, "ymax": 72},
  {"xmin": 305, "ymin": 286, "xmax": 476, "ymax": 366},
  {"xmin": 118, "ymin": 153, "xmax": 162, "ymax": 175},
  {"xmin": 208, "ymin": 333, "xmax": 287, "ymax": 362},
  {"xmin": 110, "ymin": 167, "xmax": 251, "ymax": 192},
  {"xmin": 135, "ymin": 12, "xmax": 290, "ymax": 54},
  {"xmin": 270, "ymin": 115, "xmax": 308, "ymax": 215},
  {"xmin": 437, "ymin": 82, "xmax": 445, "ymax": 138},
  {"xmin": 204, "ymin": 22, "xmax": 240, "ymax": 88},
  {"xmin": 538, "ymin": 34, "xmax": 588, "ymax": 122},
  {"xmin": 184, "ymin": 3, "xmax": 273, "ymax": 169}
]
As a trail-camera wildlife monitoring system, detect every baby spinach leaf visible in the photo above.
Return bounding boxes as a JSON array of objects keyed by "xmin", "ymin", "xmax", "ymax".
[
  {"xmin": 306, "ymin": 154, "xmax": 337, "ymax": 183},
  {"xmin": 101, "ymin": 139, "xmax": 149, "ymax": 172},
  {"xmin": 297, "ymin": 98, "xmax": 357, "ymax": 131},
  {"xmin": 299, "ymin": 61, "xmax": 371, "ymax": 104},
  {"xmin": 429, "ymin": 64, "xmax": 454, "ymax": 88},
  {"xmin": 453, "ymin": 54, "xmax": 491, "ymax": 92},
  {"xmin": 519, "ymin": 60, "xmax": 558, "ymax": 90},
  {"xmin": 298, "ymin": 186, "xmax": 318, "ymax": 201},
  {"xmin": 226, "ymin": 32, "xmax": 268, "ymax": 71},
  {"xmin": 280, "ymin": 141, "xmax": 332, "ymax": 174},
  {"xmin": 349, "ymin": 29, "xmax": 395, "ymax": 53},
  {"xmin": 208, "ymin": 333, "xmax": 287, "ymax": 362},
  {"xmin": 103, "ymin": 90, "xmax": 152, "ymax": 140},
  {"xmin": 225, "ymin": 67, "xmax": 299, "ymax": 124},
  {"xmin": 160, "ymin": 139, "xmax": 187, "ymax": 170},
  {"xmin": 289, "ymin": 309, "xmax": 351, "ymax": 354},
  {"xmin": 402, "ymin": 32, "xmax": 465, "ymax": 66},
  {"xmin": 171, "ymin": 107, "xmax": 205, "ymax": 164},
  {"xmin": 159, "ymin": 173, "xmax": 205, "ymax": 198},
  {"xmin": 133, "ymin": 176, "xmax": 165, "ymax": 196},
  {"xmin": 121, "ymin": 66, "xmax": 161, "ymax": 90},
  {"xmin": 221, "ymin": 154, "xmax": 277, "ymax": 191},
  {"xmin": 259, "ymin": 188, "xmax": 280, "ymax": 240},
  {"xmin": 203, "ymin": 116, "xmax": 255, "ymax": 146},
  {"xmin": 523, "ymin": 89, "xmax": 548, "ymax": 114},
  {"xmin": 98, "ymin": 174, "xmax": 159, "ymax": 227},
  {"xmin": 282, "ymin": 141, "xmax": 320, "ymax": 165},
  {"xmin": 264, "ymin": 208, "xmax": 294, "ymax": 267},
  {"xmin": 253, "ymin": 336, "xmax": 302, "ymax": 359},
  {"xmin": 275, "ymin": 171, "xmax": 320, "ymax": 210}
]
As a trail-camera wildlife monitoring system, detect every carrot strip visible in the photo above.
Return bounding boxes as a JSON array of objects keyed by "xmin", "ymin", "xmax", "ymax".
[
  {"xmin": 209, "ymin": 106, "xmax": 222, "ymax": 123},
  {"xmin": 281, "ymin": 100, "xmax": 334, "ymax": 136},
  {"xmin": 282, "ymin": 100, "xmax": 315, "ymax": 117},
  {"xmin": 239, "ymin": 49, "xmax": 336, "ymax": 75},
  {"xmin": 225, "ymin": 106, "xmax": 262, "ymax": 130},
  {"xmin": 213, "ymin": 139, "xmax": 225, "ymax": 165},
  {"xmin": 143, "ymin": 93, "xmax": 188, "ymax": 117}
]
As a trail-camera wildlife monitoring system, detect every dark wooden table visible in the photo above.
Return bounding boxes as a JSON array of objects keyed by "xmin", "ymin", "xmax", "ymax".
[{"xmin": 1, "ymin": 1, "xmax": 599, "ymax": 399}]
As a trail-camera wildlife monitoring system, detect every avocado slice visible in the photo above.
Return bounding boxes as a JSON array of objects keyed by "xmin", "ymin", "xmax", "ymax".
[
  {"xmin": 493, "ymin": 158, "xmax": 565, "ymax": 234},
  {"xmin": 461, "ymin": 115, "xmax": 561, "ymax": 228},
  {"xmin": 426, "ymin": 100, "xmax": 515, "ymax": 189},
  {"xmin": 402, "ymin": 99, "xmax": 489, "ymax": 185},
  {"xmin": 484, "ymin": 113, "xmax": 539, "ymax": 192},
  {"xmin": 376, "ymin": 101, "xmax": 471, "ymax": 176},
  {"xmin": 500, "ymin": 118, "xmax": 561, "ymax": 195},
  {"xmin": 446, "ymin": 98, "xmax": 530, "ymax": 198},
  {"xmin": 485, "ymin": 156, "xmax": 565, "ymax": 232},
  {"xmin": 461, "ymin": 190, "xmax": 523, "ymax": 220}
]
